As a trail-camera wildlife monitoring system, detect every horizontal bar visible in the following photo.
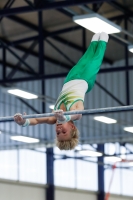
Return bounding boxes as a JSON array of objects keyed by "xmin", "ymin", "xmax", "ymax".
[{"xmin": 1, "ymin": 105, "xmax": 133, "ymax": 122}]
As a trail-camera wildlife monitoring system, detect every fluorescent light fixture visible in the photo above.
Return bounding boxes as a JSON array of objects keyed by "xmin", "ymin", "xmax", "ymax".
[
  {"xmin": 124, "ymin": 127, "xmax": 133, "ymax": 133},
  {"xmin": 94, "ymin": 116, "xmax": 117, "ymax": 124},
  {"xmin": 49, "ymin": 105, "xmax": 55, "ymax": 109},
  {"xmin": 105, "ymin": 156, "xmax": 122, "ymax": 162},
  {"xmin": 73, "ymin": 13, "xmax": 121, "ymax": 34},
  {"xmin": 128, "ymin": 45, "xmax": 133, "ymax": 53},
  {"xmin": 10, "ymin": 136, "xmax": 40, "ymax": 143},
  {"xmin": 7, "ymin": 89, "xmax": 38, "ymax": 99},
  {"xmin": 79, "ymin": 150, "xmax": 103, "ymax": 157}
]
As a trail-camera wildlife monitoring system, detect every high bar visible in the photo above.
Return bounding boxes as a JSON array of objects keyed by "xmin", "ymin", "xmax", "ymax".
[{"xmin": 0, "ymin": 105, "xmax": 133, "ymax": 122}]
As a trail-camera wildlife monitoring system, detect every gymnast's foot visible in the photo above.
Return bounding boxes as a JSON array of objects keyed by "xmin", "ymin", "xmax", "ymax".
[
  {"xmin": 91, "ymin": 32, "xmax": 100, "ymax": 42},
  {"xmin": 99, "ymin": 32, "xmax": 109, "ymax": 42}
]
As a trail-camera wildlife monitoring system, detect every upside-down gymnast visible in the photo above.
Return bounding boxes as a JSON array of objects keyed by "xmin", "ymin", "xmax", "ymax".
[{"xmin": 14, "ymin": 32, "xmax": 109, "ymax": 150}]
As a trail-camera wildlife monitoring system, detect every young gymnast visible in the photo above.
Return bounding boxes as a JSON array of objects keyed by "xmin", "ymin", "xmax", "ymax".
[{"xmin": 14, "ymin": 32, "xmax": 109, "ymax": 150}]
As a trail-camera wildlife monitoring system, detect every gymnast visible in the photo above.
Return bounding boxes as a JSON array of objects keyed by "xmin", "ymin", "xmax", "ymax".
[{"xmin": 14, "ymin": 32, "xmax": 109, "ymax": 150}]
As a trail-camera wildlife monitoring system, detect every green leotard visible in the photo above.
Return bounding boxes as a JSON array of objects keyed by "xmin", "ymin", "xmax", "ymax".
[
  {"xmin": 64, "ymin": 40, "xmax": 107, "ymax": 93},
  {"xmin": 54, "ymin": 40, "xmax": 107, "ymax": 111}
]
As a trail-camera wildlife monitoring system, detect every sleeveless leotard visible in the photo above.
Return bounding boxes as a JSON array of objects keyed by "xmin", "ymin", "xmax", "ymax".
[{"xmin": 54, "ymin": 80, "xmax": 88, "ymax": 111}]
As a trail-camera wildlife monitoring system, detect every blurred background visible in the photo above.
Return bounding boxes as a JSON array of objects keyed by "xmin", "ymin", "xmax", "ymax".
[{"xmin": 0, "ymin": 0, "xmax": 133, "ymax": 200}]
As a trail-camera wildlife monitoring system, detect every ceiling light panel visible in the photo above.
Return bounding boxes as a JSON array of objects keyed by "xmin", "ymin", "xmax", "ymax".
[
  {"xmin": 10, "ymin": 136, "xmax": 40, "ymax": 143},
  {"xmin": 73, "ymin": 13, "xmax": 121, "ymax": 34},
  {"xmin": 124, "ymin": 127, "xmax": 133, "ymax": 133},
  {"xmin": 7, "ymin": 89, "xmax": 38, "ymax": 99},
  {"xmin": 94, "ymin": 116, "xmax": 117, "ymax": 124}
]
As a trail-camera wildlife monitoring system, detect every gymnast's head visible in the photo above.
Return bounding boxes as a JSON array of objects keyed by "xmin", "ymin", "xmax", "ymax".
[{"xmin": 55, "ymin": 121, "xmax": 79, "ymax": 150}]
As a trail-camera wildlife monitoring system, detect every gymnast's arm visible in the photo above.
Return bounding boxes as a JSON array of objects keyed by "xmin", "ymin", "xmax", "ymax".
[
  {"xmin": 54, "ymin": 101, "xmax": 83, "ymax": 122},
  {"xmin": 14, "ymin": 113, "xmax": 56, "ymax": 126},
  {"xmin": 70, "ymin": 114, "xmax": 82, "ymax": 121},
  {"xmin": 29, "ymin": 116, "xmax": 56, "ymax": 125}
]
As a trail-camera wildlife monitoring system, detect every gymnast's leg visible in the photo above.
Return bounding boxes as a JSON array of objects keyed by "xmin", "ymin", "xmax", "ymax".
[
  {"xmin": 76, "ymin": 32, "xmax": 100, "ymax": 65},
  {"xmin": 64, "ymin": 32, "xmax": 100, "ymax": 83},
  {"xmin": 80, "ymin": 32, "xmax": 109, "ymax": 92}
]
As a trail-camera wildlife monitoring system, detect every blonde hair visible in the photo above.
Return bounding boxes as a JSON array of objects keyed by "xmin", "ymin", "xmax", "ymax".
[{"xmin": 56, "ymin": 123, "xmax": 79, "ymax": 150}]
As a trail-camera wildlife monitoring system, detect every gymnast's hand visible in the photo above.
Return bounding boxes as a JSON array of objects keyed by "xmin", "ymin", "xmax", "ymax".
[
  {"xmin": 14, "ymin": 112, "xmax": 26, "ymax": 126},
  {"xmin": 53, "ymin": 109, "xmax": 66, "ymax": 122}
]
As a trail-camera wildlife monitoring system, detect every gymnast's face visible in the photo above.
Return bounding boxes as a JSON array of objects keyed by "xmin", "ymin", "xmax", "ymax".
[{"xmin": 55, "ymin": 122, "xmax": 75, "ymax": 141}]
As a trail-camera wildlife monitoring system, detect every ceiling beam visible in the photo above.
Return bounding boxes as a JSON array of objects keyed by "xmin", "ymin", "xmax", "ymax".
[
  {"xmin": 108, "ymin": 1, "xmax": 132, "ymax": 15},
  {"xmin": 108, "ymin": 1, "xmax": 133, "ymax": 23},
  {"xmin": 0, "ymin": 60, "xmax": 33, "ymax": 74},
  {"xmin": 109, "ymin": 14, "xmax": 128, "ymax": 21},
  {"xmin": 3, "ymin": 26, "xmax": 82, "ymax": 47},
  {"xmin": 0, "ymin": 0, "xmax": 110, "ymax": 17},
  {"xmin": 7, "ymin": 15, "xmax": 112, "ymax": 64},
  {"xmin": 2, "ymin": 38, "xmax": 72, "ymax": 70},
  {"xmin": 0, "ymin": 65, "xmax": 133, "ymax": 84}
]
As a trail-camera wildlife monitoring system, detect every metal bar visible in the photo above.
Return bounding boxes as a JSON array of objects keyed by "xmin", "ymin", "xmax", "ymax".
[
  {"xmin": 93, "ymin": 2, "xmax": 103, "ymax": 12},
  {"xmin": 46, "ymin": 39, "xmax": 75, "ymax": 65},
  {"xmin": 7, "ymin": 15, "xmax": 38, "ymax": 31},
  {"xmin": 125, "ymin": 19, "xmax": 130, "ymax": 105},
  {"xmin": 82, "ymin": 28, "xmax": 86, "ymax": 53},
  {"xmin": 0, "ymin": 73, "xmax": 68, "ymax": 83},
  {"xmin": 1, "ymin": 40, "xmax": 72, "ymax": 69},
  {"xmin": 25, "ymin": 0, "xmax": 35, "ymax": 8},
  {"xmin": 0, "ymin": 1, "xmax": 110, "ymax": 17},
  {"xmin": 122, "ymin": 28, "xmax": 133, "ymax": 39},
  {"xmin": 0, "ymin": 0, "xmax": 15, "ymax": 22},
  {"xmin": 2, "ymin": 0, "xmax": 14, "ymax": 8},
  {"xmin": 5, "ymin": 27, "xmax": 80, "ymax": 47},
  {"xmin": 7, "ymin": 15, "xmax": 113, "ymax": 64},
  {"xmin": 95, "ymin": 81, "xmax": 125, "ymax": 106},
  {"xmin": 9, "ymin": 35, "xmax": 39, "ymax": 46},
  {"xmin": 97, "ymin": 144, "xmax": 105, "ymax": 200},
  {"xmin": 2, "ymin": 47, "xmax": 6, "ymax": 79},
  {"xmin": 47, "ymin": 26, "xmax": 82, "ymax": 38},
  {"xmin": 109, "ymin": 14, "xmax": 133, "ymax": 22},
  {"xmin": 0, "ymin": 64, "xmax": 131, "ymax": 84},
  {"xmin": 38, "ymin": 11, "xmax": 45, "ymax": 114},
  {"xmin": 39, "ymin": 12, "xmax": 44, "ymax": 75},
  {"xmin": 1, "ymin": 105, "xmax": 133, "ymax": 122},
  {"xmin": 46, "ymin": 148, "xmax": 54, "ymax": 200},
  {"xmin": 108, "ymin": 1, "xmax": 132, "ymax": 15},
  {"xmin": 1, "ymin": 63, "xmax": 133, "ymax": 84},
  {"xmin": 99, "ymin": 66, "xmax": 133, "ymax": 73},
  {"xmin": 0, "ymin": 39, "xmax": 37, "ymax": 74},
  {"xmin": 7, "ymin": 40, "xmax": 38, "ymax": 79},
  {"xmin": 110, "ymin": 34, "xmax": 130, "ymax": 46},
  {"xmin": 108, "ymin": 1, "xmax": 133, "ymax": 24},
  {"xmin": 56, "ymin": 8, "xmax": 74, "ymax": 18},
  {"xmin": 0, "ymin": 60, "xmax": 33, "ymax": 75},
  {"xmin": 17, "ymin": 98, "xmax": 40, "ymax": 114}
]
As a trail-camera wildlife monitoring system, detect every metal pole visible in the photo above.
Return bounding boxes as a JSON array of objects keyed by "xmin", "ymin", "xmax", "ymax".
[
  {"xmin": 46, "ymin": 148, "xmax": 54, "ymax": 200},
  {"xmin": 97, "ymin": 144, "xmax": 105, "ymax": 200},
  {"xmin": 38, "ymin": 11, "xmax": 45, "ymax": 113},
  {"xmin": 1, "ymin": 105, "xmax": 133, "ymax": 122},
  {"xmin": 125, "ymin": 18, "xmax": 130, "ymax": 105},
  {"xmin": 2, "ymin": 47, "xmax": 6, "ymax": 79},
  {"xmin": 0, "ymin": 1, "xmax": 112, "ymax": 17}
]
